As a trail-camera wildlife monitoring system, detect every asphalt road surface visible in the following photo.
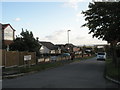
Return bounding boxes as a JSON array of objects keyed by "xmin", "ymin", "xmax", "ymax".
[{"xmin": 2, "ymin": 57, "xmax": 120, "ymax": 88}]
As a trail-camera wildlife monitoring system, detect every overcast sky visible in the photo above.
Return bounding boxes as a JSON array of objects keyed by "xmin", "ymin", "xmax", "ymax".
[{"xmin": 2, "ymin": 0, "xmax": 107, "ymax": 46}]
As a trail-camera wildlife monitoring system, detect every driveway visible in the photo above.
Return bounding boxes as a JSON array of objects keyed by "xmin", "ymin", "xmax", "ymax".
[{"xmin": 2, "ymin": 57, "xmax": 119, "ymax": 88}]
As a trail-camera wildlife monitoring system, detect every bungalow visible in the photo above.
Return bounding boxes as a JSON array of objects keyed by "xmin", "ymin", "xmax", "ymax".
[
  {"xmin": 39, "ymin": 41, "xmax": 61, "ymax": 54},
  {"xmin": 55, "ymin": 44, "xmax": 67, "ymax": 53},
  {"xmin": 94, "ymin": 44, "xmax": 108, "ymax": 52},
  {"xmin": 1, "ymin": 23, "xmax": 15, "ymax": 50},
  {"xmin": 73, "ymin": 46, "xmax": 81, "ymax": 52},
  {"xmin": 65, "ymin": 43, "xmax": 75, "ymax": 53},
  {"xmin": 56, "ymin": 43, "xmax": 80, "ymax": 53}
]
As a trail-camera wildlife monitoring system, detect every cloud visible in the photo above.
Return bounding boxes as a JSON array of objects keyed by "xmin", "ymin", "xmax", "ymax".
[
  {"xmin": 38, "ymin": 27, "xmax": 107, "ymax": 46},
  {"xmin": 62, "ymin": 0, "xmax": 88, "ymax": 23},
  {"xmin": 75, "ymin": 11, "xmax": 84, "ymax": 22},
  {"xmin": 43, "ymin": 30, "xmax": 67, "ymax": 44},
  {"xmin": 15, "ymin": 18, "xmax": 21, "ymax": 21},
  {"xmin": 62, "ymin": 0, "xmax": 83, "ymax": 10}
]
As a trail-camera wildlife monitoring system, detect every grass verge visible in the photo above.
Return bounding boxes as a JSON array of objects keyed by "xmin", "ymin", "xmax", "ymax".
[{"xmin": 105, "ymin": 58, "xmax": 120, "ymax": 81}]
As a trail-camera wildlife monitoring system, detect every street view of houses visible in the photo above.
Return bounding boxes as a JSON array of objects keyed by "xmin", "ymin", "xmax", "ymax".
[{"xmin": 0, "ymin": 0, "xmax": 120, "ymax": 89}]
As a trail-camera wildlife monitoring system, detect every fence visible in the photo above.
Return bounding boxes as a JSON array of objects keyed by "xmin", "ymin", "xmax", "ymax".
[
  {"xmin": 1, "ymin": 50, "xmax": 36, "ymax": 68},
  {"xmin": 0, "ymin": 49, "xmax": 92, "ymax": 67},
  {"xmin": 37, "ymin": 54, "xmax": 91, "ymax": 63},
  {"xmin": 38, "ymin": 56, "xmax": 71, "ymax": 63}
]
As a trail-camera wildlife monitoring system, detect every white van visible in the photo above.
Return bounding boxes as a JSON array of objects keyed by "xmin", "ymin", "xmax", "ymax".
[{"xmin": 97, "ymin": 52, "xmax": 106, "ymax": 61}]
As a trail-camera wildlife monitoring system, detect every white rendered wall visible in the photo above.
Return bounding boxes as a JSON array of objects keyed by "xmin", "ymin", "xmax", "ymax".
[{"xmin": 4, "ymin": 26, "xmax": 14, "ymax": 40}]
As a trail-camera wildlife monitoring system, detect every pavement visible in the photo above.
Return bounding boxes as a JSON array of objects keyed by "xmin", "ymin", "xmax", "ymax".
[{"xmin": 2, "ymin": 57, "xmax": 120, "ymax": 88}]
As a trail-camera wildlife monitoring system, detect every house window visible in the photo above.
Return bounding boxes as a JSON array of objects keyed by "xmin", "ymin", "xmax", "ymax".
[{"xmin": 51, "ymin": 50, "xmax": 55, "ymax": 54}]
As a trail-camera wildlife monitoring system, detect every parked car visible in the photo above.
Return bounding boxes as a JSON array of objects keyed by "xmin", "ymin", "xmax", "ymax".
[
  {"xmin": 97, "ymin": 52, "xmax": 106, "ymax": 61},
  {"xmin": 58, "ymin": 53, "xmax": 71, "ymax": 60},
  {"xmin": 61, "ymin": 53, "xmax": 71, "ymax": 56}
]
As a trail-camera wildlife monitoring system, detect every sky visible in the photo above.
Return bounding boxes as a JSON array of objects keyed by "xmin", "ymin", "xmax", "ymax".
[{"xmin": 1, "ymin": 0, "xmax": 107, "ymax": 46}]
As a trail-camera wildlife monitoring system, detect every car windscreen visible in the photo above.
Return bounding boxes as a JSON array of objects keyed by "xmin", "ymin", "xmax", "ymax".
[{"xmin": 97, "ymin": 53, "xmax": 105, "ymax": 55}]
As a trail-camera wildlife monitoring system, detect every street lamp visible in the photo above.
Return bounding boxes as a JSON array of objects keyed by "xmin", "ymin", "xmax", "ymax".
[{"xmin": 67, "ymin": 30, "xmax": 71, "ymax": 44}]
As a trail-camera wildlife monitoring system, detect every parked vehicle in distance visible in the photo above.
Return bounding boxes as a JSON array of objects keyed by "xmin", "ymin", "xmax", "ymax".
[
  {"xmin": 60, "ymin": 53, "xmax": 71, "ymax": 60},
  {"xmin": 97, "ymin": 52, "xmax": 106, "ymax": 61},
  {"xmin": 61, "ymin": 53, "xmax": 71, "ymax": 56}
]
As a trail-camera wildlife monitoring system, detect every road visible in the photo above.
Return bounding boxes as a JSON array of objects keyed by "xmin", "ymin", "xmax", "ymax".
[{"xmin": 2, "ymin": 57, "xmax": 120, "ymax": 88}]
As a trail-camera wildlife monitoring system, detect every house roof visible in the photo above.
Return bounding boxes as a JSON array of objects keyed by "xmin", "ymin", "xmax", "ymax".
[
  {"xmin": 65, "ymin": 43, "xmax": 75, "ymax": 47},
  {"xmin": 56, "ymin": 44, "xmax": 75, "ymax": 47},
  {"xmin": 1, "ymin": 23, "xmax": 15, "ymax": 31},
  {"xmin": 55, "ymin": 44, "xmax": 67, "ymax": 52},
  {"xmin": 55, "ymin": 44, "xmax": 66, "ymax": 47},
  {"xmin": 39, "ymin": 41, "xmax": 58, "ymax": 50}
]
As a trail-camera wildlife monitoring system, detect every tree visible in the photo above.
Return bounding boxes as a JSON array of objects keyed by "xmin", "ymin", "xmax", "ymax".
[
  {"xmin": 10, "ymin": 37, "xmax": 28, "ymax": 51},
  {"xmin": 10, "ymin": 29, "xmax": 41, "ymax": 56},
  {"xmin": 82, "ymin": 2, "xmax": 120, "ymax": 64}
]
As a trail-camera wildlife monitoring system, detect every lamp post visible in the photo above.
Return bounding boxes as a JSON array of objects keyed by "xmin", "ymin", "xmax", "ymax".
[{"xmin": 67, "ymin": 30, "xmax": 71, "ymax": 44}]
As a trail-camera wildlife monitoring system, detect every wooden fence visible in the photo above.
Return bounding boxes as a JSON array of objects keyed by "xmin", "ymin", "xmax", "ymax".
[{"xmin": 1, "ymin": 50, "xmax": 36, "ymax": 68}]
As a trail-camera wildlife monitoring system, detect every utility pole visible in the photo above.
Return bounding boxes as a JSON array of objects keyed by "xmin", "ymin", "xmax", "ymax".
[{"xmin": 67, "ymin": 30, "xmax": 71, "ymax": 44}]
